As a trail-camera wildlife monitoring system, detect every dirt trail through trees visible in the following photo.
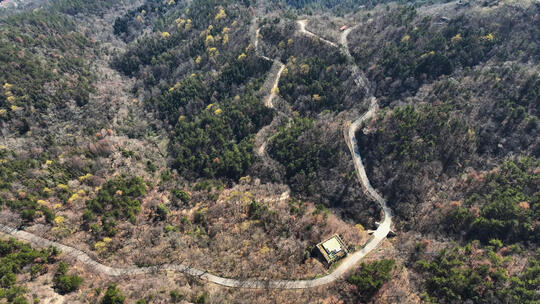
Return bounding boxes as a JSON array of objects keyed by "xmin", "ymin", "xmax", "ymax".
[{"xmin": 0, "ymin": 18, "xmax": 393, "ymax": 290}]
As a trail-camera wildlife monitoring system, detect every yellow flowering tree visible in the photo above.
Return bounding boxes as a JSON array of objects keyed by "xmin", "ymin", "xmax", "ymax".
[
  {"xmin": 207, "ymin": 47, "xmax": 218, "ymax": 57},
  {"xmin": 480, "ymin": 33, "xmax": 494, "ymax": 42},
  {"xmin": 451, "ymin": 33, "xmax": 462, "ymax": 43},
  {"xmin": 215, "ymin": 8, "xmax": 226, "ymax": 20},
  {"xmin": 205, "ymin": 35, "xmax": 214, "ymax": 46}
]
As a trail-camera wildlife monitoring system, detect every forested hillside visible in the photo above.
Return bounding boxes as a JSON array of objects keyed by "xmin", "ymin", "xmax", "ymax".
[
  {"xmin": 355, "ymin": 3, "xmax": 539, "ymax": 222},
  {"xmin": 350, "ymin": 2, "xmax": 539, "ymax": 303},
  {"xmin": 0, "ymin": 0, "xmax": 538, "ymax": 303}
]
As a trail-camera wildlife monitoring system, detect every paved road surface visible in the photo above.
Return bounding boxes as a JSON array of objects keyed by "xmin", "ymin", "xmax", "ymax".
[
  {"xmin": 264, "ymin": 63, "xmax": 285, "ymax": 108},
  {"xmin": 297, "ymin": 20, "xmax": 338, "ymax": 48}
]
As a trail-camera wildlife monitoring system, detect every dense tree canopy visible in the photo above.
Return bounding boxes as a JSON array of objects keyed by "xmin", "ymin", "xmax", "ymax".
[
  {"xmin": 447, "ymin": 158, "xmax": 539, "ymax": 245},
  {"xmin": 85, "ymin": 175, "xmax": 147, "ymax": 237},
  {"xmin": 0, "ymin": 238, "xmax": 59, "ymax": 303},
  {"xmin": 348, "ymin": 259, "xmax": 395, "ymax": 302},
  {"xmin": 416, "ymin": 242, "xmax": 540, "ymax": 304}
]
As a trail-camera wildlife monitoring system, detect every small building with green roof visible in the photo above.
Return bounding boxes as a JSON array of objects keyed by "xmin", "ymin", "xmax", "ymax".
[{"xmin": 316, "ymin": 234, "xmax": 348, "ymax": 264}]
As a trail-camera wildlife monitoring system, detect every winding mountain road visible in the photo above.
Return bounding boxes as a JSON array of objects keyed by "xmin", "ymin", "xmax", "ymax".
[
  {"xmin": 0, "ymin": 18, "xmax": 392, "ymax": 290},
  {"xmin": 297, "ymin": 19, "xmax": 338, "ymax": 48},
  {"xmin": 264, "ymin": 63, "xmax": 285, "ymax": 108}
]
